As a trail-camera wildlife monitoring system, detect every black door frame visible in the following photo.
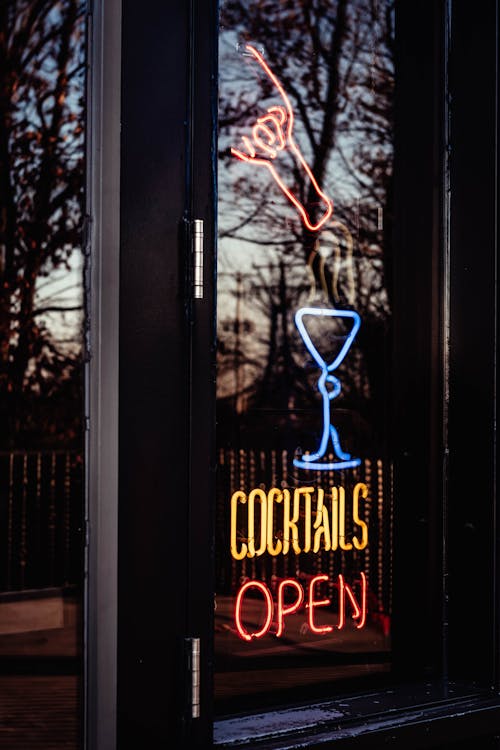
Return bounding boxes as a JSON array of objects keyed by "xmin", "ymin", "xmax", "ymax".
[{"xmin": 115, "ymin": 0, "xmax": 216, "ymax": 747}]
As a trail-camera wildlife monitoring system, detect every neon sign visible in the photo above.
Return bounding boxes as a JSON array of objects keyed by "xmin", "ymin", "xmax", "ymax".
[
  {"xmin": 231, "ymin": 44, "xmax": 362, "ymax": 472},
  {"xmin": 230, "ymin": 483, "xmax": 368, "ymax": 560},
  {"xmin": 231, "ymin": 44, "xmax": 333, "ymax": 231},
  {"xmin": 234, "ymin": 572, "xmax": 367, "ymax": 641},
  {"xmin": 227, "ymin": 44, "xmax": 374, "ymax": 643},
  {"xmin": 294, "ymin": 307, "xmax": 361, "ymax": 470}
]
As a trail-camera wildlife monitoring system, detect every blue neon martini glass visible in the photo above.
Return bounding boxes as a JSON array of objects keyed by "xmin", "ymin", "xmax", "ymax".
[{"xmin": 294, "ymin": 306, "xmax": 362, "ymax": 471}]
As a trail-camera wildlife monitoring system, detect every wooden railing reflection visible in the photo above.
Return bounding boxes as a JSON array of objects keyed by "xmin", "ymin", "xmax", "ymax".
[
  {"xmin": 0, "ymin": 451, "xmax": 83, "ymax": 593},
  {"xmin": 1, "ymin": 446, "xmax": 392, "ymax": 628}
]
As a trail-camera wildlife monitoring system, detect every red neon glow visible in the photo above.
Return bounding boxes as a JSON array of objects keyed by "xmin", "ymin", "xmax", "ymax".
[
  {"xmin": 337, "ymin": 572, "xmax": 367, "ymax": 630},
  {"xmin": 231, "ymin": 44, "xmax": 333, "ymax": 232},
  {"xmin": 233, "ymin": 573, "xmax": 367, "ymax": 640},
  {"xmin": 235, "ymin": 580, "xmax": 273, "ymax": 641},
  {"xmin": 347, "ymin": 572, "xmax": 367, "ymax": 629},
  {"xmin": 308, "ymin": 574, "xmax": 333, "ymax": 634},
  {"xmin": 276, "ymin": 578, "xmax": 304, "ymax": 637}
]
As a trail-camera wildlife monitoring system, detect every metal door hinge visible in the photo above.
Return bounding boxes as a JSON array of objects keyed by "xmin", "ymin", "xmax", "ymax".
[
  {"xmin": 186, "ymin": 637, "xmax": 200, "ymax": 719},
  {"xmin": 192, "ymin": 219, "xmax": 204, "ymax": 300}
]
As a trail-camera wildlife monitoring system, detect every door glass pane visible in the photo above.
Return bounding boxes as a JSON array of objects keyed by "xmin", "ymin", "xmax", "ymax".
[
  {"xmin": 216, "ymin": 0, "xmax": 394, "ymax": 715},
  {"xmin": 0, "ymin": 1, "xmax": 87, "ymax": 746}
]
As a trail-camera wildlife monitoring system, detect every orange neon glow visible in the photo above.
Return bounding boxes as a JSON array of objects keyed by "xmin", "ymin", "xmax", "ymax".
[
  {"xmin": 230, "ymin": 490, "xmax": 247, "ymax": 560},
  {"xmin": 229, "ymin": 484, "xmax": 369, "ymax": 559},
  {"xmin": 247, "ymin": 488, "xmax": 267, "ymax": 557},
  {"xmin": 338, "ymin": 486, "xmax": 353, "ymax": 551},
  {"xmin": 235, "ymin": 580, "xmax": 273, "ymax": 641},
  {"xmin": 276, "ymin": 578, "xmax": 304, "ymax": 637},
  {"xmin": 307, "ymin": 574, "xmax": 333, "ymax": 634},
  {"xmin": 313, "ymin": 488, "xmax": 331, "ymax": 552},
  {"xmin": 306, "ymin": 222, "xmax": 356, "ymax": 305},
  {"xmin": 352, "ymin": 483, "xmax": 368, "ymax": 550},
  {"xmin": 267, "ymin": 488, "xmax": 283, "ymax": 556},
  {"xmin": 231, "ymin": 44, "xmax": 333, "ymax": 232}
]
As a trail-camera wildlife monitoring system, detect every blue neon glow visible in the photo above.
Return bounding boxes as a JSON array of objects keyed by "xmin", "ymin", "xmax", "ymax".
[{"xmin": 294, "ymin": 306, "xmax": 362, "ymax": 471}]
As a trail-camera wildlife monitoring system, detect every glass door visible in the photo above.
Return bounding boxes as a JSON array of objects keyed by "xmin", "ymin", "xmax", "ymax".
[{"xmin": 215, "ymin": 0, "xmax": 395, "ymax": 716}]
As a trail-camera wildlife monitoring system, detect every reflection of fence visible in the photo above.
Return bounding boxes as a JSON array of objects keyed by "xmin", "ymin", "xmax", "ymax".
[
  {"xmin": 0, "ymin": 451, "xmax": 83, "ymax": 592},
  {"xmin": 216, "ymin": 448, "xmax": 392, "ymax": 619}
]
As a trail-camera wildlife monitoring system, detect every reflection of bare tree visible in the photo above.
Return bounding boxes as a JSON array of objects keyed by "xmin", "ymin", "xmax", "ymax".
[
  {"xmin": 0, "ymin": 0, "xmax": 85, "ymax": 447},
  {"xmin": 217, "ymin": 255, "xmax": 367, "ymax": 454},
  {"xmin": 218, "ymin": 0, "xmax": 394, "ymax": 443}
]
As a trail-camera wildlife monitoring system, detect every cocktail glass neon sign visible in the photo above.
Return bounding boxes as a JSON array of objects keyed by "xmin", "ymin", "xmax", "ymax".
[
  {"xmin": 231, "ymin": 43, "xmax": 362, "ymax": 472},
  {"xmin": 294, "ymin": 307, "xmax": 361, "ymax": 470}
]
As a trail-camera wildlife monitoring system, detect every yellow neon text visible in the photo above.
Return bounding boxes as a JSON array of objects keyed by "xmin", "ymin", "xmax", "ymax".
[{"xmin": 230, "ymin": 483, "xmax": 369, "ymax": 559}]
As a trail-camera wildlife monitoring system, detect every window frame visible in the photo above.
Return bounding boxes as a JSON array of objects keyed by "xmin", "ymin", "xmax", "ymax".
[{"xmin": 86, "ymin": 0, "xmax": 122, "ymax": 748}]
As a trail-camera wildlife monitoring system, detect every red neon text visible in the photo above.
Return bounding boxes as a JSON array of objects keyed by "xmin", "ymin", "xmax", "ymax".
[
  {"xmin": 231, "ymin": 44, "xmax": 333, "ymax": 232},
  {"xmin": 234, "ymin": 572, "xmax": 367, "ymax": 641}
]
